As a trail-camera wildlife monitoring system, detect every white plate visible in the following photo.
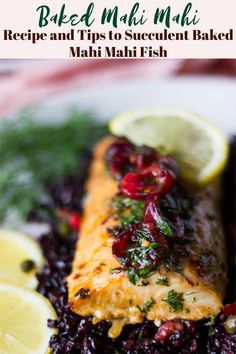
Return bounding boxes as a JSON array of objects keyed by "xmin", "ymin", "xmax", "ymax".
[{"xmin": 35, "ymin": 76, "xmax": 236, "ymax": 134}]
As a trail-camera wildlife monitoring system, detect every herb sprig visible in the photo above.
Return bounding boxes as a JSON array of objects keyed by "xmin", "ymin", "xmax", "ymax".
[
  {"xmin": 112, "ymin": 196, "xmax": 144, "ymax": 227},
  {"xmin": 156, "ymin": 275, "xmax": 169, "ymax": 286},
  {"xmin": 127, "ymin": 267, "xmax": 155, "ymax": 285},
  {"xmin": 0, "ymin": 110, "xmax": 108, "ymax": 222},
  {"xmin": 136, "ymin": 298, "xmax": 155, "ymax": 314},
  {"xmin": 162, "ymin": 290, "xmax": 184, "ymax": 312},
  {"xmin": 206, "ymin": 315, "xmax": 217, "ymax": 336},
  {"xmin": 156, "ymin": 218, "xmax": 173, "ymax": 237}
]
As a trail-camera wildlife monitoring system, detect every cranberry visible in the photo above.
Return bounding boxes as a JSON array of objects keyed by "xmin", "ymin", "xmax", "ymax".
[
  {"xmin": 140, "ymin": 223, "xmax": 168, "ymax": 249},
  {"xmin": 136, "ymin": 146, "xmax": 158, "ymax": 170},
  {"xmin": 155, "ymin": 320, "xmax": 185, "ymax": 342},
  {"xmin": 105, "ymin": 139, "xmax": 137, "ymax": 179},
  {"xmin": 69, "ymin": 213, "xmax": 81, "ymax": 231},
  {"xmin": 112, "ymin": 226, "xmax": 136, "ymax": 264},
  {"xmin": 157, "ymin": 168, "xmax": 176, "ymax": 196},
  {"xmin": 184, "ymin": 320, "xmax": 196, "ymax": 333},
  {"xmin": 144, "ymin": 194, "xmax": 186, "ymax": 239},
  {"xmin": 120, "ymin": 163, "xmax": 176, "ymax": 200},
  {"xmin": 223, "ymin": 303, "xmax": 236, "ymax": 316},
  {"xmin": 112, "ymin": 223, "xmax": 168, "ymax": 269},
  {"xmin": 144, "ymin": 194, "xmax": 160, "ymax": 223}
]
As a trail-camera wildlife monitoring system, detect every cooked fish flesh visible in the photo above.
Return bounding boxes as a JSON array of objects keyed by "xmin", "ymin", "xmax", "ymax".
[{"xmin": 67, "ymin": 137, "xmax": 227, "ymax": 338}]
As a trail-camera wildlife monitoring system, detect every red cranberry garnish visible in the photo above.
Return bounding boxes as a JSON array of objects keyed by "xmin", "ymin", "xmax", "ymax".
[
  {"xmin": 69, "ymin": 213, "xmax": 81, "ymax": 231},
  {"xmin": 120, "ymin": 163, "xmax": 176, "ymax": 200},
  {"xmin": 136, "ymin": 146, "xmax": 159, "ymax": 170},
  {"xmin": 112, "ymin": 223, "xmax": 168, "ymax": 269},
  {"xmin": 112, "ymin": 226, "xmax": 136, "ymax": 263},
  {"xmin": 105, "ymin": 139, "xmax": 137, "ymax": 179},
  {"xmin": 144, "ymin": 194, "xmax": 160, "ymax": 223},
  {"xmin": 223, "ymin": 303, "xmax": 236, "ymax": 316},
  {"xmin": 155, "ymin": 320, "xmax": 185, "ymax": 342},
  {"xmin": 183, "ymin": 320, "xmax": 196, "ymax": 333},
  {"xmin": 144, "ymin": 194, "xmax": 185, "ymax": 239},
  {"xmin": 143, "ymin": 223, "xmax": 168, "ymax": 248},
  {"xmin": 106, "ymin": 139, "xmax": 161, "ymax": 179},
  {"xmin": 56, "ymin": 209, "xmax": 81, "ymax": 232}
]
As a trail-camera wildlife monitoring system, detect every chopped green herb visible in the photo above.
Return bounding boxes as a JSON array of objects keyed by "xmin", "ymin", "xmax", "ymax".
[
  {"xmin": 100, "ymin": 263, "xmax": 106, "ymax": 266},
  {"xmin": 145, "ymin": 298, "xmax": 155, "ymax": 312},
  {"xmin": 155, "ymin": 145, "xmax": 168, "ymax": 154},
  {"xmin": 127, "ymin": 267, "xmax": 155, "ymax": 285},
  {"xmin": 206, "ymin": 315, "xmax": 216, "ymax": 336},
  {"xmin": 120, "ymin": 231, "xmax": 160, "ymax": 272},
  {"xmin": 156, "ymin": 218, "xmax": 173, "ymax": 237},
  {"xmin": 162, "ymin": 290, "xmax": 184, "ymax": 312},
  {"xmin": 127, "ymin": 268, "xmax": 140, "ymax": 285},
  {"xmin": 185, "ymin": 308, "xmax": 190, "ymax": 313},
  {"xmin": 185, "ymin": 291, "xmax": 197, "ymax": 296},
  {"xmin": 134, "ymin": 229, "xmax": 150, "ymax": 239},
  {"xmin": 137, "ymin": 331, "xmax": 144, "ymax": 341},
  {"xmin": 128, "ymin": 241, "xmax": 159, "ymax": 268},
  {"xmin": 156, "ymin": 276, "xmax": 169, "ymax": 286},
  {"xmin": 112, "ymin": 196, "xmax": 144, "ymax": 228},
  {"xmin": 137, "ymin": 298, "xmax": 155, "ymax": 314}
]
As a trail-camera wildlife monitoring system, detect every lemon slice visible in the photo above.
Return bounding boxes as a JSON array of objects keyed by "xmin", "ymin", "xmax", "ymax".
[
  {"xmin": 0, "ymin": 229, "xmax": 43, "ymax": 288},
  {"xmin": 0, "ymin": 283, "xmax": 57, "ymax": 354},
  {"xmin": 109, "ymin": 107, "xmax": 229, "ymax": 186}
]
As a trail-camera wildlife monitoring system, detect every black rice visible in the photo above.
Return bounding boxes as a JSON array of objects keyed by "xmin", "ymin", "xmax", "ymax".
[{"xmin": 36, "ymin": 138, "xmax": 236, "ymax": 354}]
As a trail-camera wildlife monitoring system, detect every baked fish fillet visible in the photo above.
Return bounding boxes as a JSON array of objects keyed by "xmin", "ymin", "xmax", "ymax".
[{"xmin": 68, "ymin": 137, "xmax": 227, "ymax": 338}]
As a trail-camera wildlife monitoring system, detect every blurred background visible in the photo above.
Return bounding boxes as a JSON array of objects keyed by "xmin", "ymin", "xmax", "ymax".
[{"xmin": 0, "ymin": 59, "xmax": 235, "ymax": 116}]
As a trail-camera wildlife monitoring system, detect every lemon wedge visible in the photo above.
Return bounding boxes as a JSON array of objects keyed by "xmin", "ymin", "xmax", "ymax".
[
  {"xmin": 0, "ymin": 229, "xmax": 43, "ymax": 288},
  {"xmin": 0, "ymin": 283, "xmax": 57, "ymax": 354},
  {"xmin": 109, "ymin": 107, "xmax": 229, "ymax": 186}
]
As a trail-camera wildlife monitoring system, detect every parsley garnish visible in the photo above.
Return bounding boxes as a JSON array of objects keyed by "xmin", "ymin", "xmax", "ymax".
[
  {"xmin": 112, "ymin": 196, "xmax": 144, "ymax": 227},
  {"xmin": 206, "ymin": 315, "xmax": 216, "ymax": 336},
  {"xmin": 127, "ymin": 268, "xmax": 140, "ymax": 285},
  {"xmin": 162, "ymin": 290, "xmax": 184, "ymax": 312},
  {"xmin": 156, "ymin": 218, "xmax": 173, "ymax": 237},
  {"xmin": 156, "ymin": 276, "xmax": 169, "ymax": 286},
  {"xmin": 136, "ymin": 298, "xmax": 155, "ymax": 314},
  {"xmin": 185, "ymin": 291, "xmax": 197, "ymax": 296},
  {"xmin": 127, "ymin": 267, "xmax": 155, "ymax": 285},
  {"xmin": 128, "ymin": 240, "xmax": 160, "ymax": 267}
]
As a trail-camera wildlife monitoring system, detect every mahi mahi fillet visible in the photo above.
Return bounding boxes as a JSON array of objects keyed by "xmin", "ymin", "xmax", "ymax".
[{"xmin": 68, "ymin": 137, "xmax": 227, "ymax": 338}]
